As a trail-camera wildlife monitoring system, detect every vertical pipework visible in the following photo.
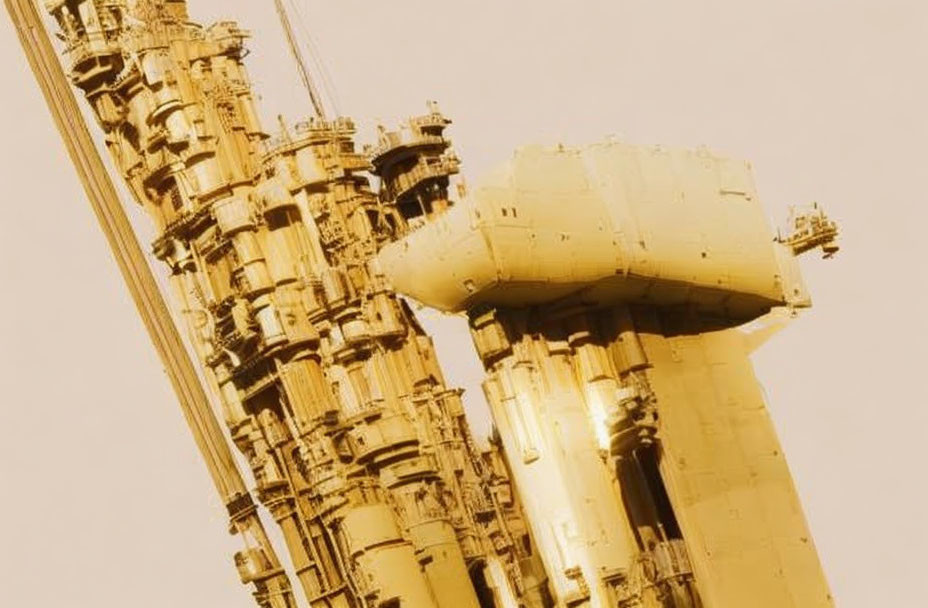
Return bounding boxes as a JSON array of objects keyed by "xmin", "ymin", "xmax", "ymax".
[
  {"xmin": 469, "ymin": 308, "xmax": 638, "ymax": 607},
  {"xmin": 27, "ymin": 3, "xmax": 555, "ymax": 605},
  {"xmin": 5, "ymin": 1, "xmax": 297, "ymax": 605},
  {"xmin": 608, "ymin": 306, "xmax": 660, "ymax": 461},
  {"xmin": 273, "ymin": 117, "xmax": 538, "ymax": 607},
  {"xmin": 608, "ymin": 306, "xmax": 701, "ymax": 608}
]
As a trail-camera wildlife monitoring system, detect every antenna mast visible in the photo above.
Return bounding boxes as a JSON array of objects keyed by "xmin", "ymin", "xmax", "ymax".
[{"xmin": 273, "ymin": 0, "xmax": 328, "ymax": 119}]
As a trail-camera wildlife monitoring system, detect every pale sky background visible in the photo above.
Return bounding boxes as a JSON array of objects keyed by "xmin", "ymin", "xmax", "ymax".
[{"xmin": 0, "ymin": 1, "xmax": 925, "ymax": 606}]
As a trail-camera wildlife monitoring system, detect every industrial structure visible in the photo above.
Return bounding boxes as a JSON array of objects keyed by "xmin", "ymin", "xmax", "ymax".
[{"xmin": 7, "ymin": 1, "xmax": 839, "ymax": 607}]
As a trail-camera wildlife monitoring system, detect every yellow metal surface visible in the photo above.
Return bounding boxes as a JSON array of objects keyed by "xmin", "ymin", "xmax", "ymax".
[
  {"xmin": 637, "ymin": 312, "xmax": 833, "ymax": 607},
  {"xmin": 5, "ymin": 1, "xmax": 297, "ymax": 605},
  {"xmin": 374, "ymin": 113, "xmax": 837, "ymax": 607},
  {"xmin": 377, "ymin": 142, "xmax": 812, "ymax": 319},
  {"xmin": 26, "ymin": 2, "xmax": 548, "ymax": 607},
  {"xmin": 13, "ymin": 1, "xmax": 839, "ymax": 607}
]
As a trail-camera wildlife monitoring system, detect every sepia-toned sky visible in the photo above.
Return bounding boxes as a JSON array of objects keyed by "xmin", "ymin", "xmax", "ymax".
[{"xmin": 0, "ymin": 1, "xmax": 925, "ymax": 606}]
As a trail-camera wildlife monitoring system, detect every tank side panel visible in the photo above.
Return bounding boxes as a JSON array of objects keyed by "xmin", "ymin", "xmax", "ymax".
[{"xmin": 376, "ymin": 142, "xmax": 793, "ymax": 317}]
